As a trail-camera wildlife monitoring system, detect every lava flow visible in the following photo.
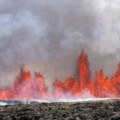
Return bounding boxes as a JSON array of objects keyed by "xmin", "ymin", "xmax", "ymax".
[{"xmin": 0, "ymin": 51, "xmax": 120, "ymax": 100}]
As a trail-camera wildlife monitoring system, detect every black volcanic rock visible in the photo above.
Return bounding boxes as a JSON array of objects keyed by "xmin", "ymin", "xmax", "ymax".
[{"xmin": 0, "ymin": 99, "xmax": 120, "ymax": 120}]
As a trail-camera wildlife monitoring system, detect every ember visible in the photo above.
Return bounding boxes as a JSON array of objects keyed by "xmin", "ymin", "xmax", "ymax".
[{"xmin": 0, "ymin": 51, "xmax": 120, "ymax": 100}]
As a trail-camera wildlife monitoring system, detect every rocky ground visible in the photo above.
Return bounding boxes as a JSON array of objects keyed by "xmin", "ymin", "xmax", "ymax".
[{"xmin": 0, "ymin": 99, "xmax": 120, "ymax": 120}]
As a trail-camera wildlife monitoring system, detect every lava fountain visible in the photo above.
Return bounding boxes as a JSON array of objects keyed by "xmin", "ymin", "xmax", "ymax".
[{"xmin": 0, "ymin": 50, "xmax": 120, "ymax": 101}]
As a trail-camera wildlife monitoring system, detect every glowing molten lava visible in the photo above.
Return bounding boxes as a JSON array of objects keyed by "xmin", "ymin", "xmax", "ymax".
[{"xmin": 0, "ymin": 51, "xmax": 120, "ymax": 100}]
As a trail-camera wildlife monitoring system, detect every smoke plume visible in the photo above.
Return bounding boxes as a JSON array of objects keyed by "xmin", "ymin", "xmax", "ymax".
[{"xmin": 0, "ymin": 0, "xmax": 120, "ymax": 87}]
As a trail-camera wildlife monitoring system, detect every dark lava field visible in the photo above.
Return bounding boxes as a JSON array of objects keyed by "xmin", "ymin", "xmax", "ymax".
[{"xmin": 0, "ymin": 99, "xmax": 120, "ymax": 120}]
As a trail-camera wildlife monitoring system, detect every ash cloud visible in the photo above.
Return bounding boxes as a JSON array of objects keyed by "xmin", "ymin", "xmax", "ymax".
[{"xmin": 0, "ymin": 0, "xmax": 120, "ymax": 87}]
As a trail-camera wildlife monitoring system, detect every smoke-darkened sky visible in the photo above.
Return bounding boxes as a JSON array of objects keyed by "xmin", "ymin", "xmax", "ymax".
[{"xmin": 0, "ymin": 0, "xmax": 120, "ymax": 87}]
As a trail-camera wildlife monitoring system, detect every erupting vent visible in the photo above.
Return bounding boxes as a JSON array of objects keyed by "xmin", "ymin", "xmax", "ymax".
[{"xmin": 0, "ymin": 51, "xmax": 120, "ymax": 100}]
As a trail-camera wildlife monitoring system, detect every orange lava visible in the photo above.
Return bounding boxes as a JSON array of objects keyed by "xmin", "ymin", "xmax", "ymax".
[{"xmin": 0, "ymin": 51, "xmax": 120, "ymax": 100}]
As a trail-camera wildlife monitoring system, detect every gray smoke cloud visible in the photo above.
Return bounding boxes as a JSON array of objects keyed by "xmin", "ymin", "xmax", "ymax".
[{"xmin": 0, "ymin": 0, "xmax": 120, "ymax": 87}]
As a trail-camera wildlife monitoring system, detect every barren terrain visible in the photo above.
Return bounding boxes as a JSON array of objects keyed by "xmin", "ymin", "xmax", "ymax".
[{"xmin": 0, "ymin": 99, "xmax": 120, "ymax": 120}]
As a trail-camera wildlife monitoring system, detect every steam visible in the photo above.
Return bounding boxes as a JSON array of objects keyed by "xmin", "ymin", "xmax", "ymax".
[{"xmin": 0, "ymin": 0, "xmax": 120, "ymax": 87}]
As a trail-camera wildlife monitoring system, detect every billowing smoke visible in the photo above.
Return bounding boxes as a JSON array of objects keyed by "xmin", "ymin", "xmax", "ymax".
[{"xmin": 0, "ymin": 0, "xmax": 120, "ymax": 88}]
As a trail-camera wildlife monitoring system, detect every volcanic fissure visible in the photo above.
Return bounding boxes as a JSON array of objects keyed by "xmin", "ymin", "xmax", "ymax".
[{"xmin": 0, "ymin": 50, "xmax": 120, "ymax": 100}]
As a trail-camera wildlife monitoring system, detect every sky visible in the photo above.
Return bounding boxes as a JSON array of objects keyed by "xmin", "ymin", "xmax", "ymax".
[{"xmin": 0, "ymin": 0, "xmax": 120, "ymax": 87}]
